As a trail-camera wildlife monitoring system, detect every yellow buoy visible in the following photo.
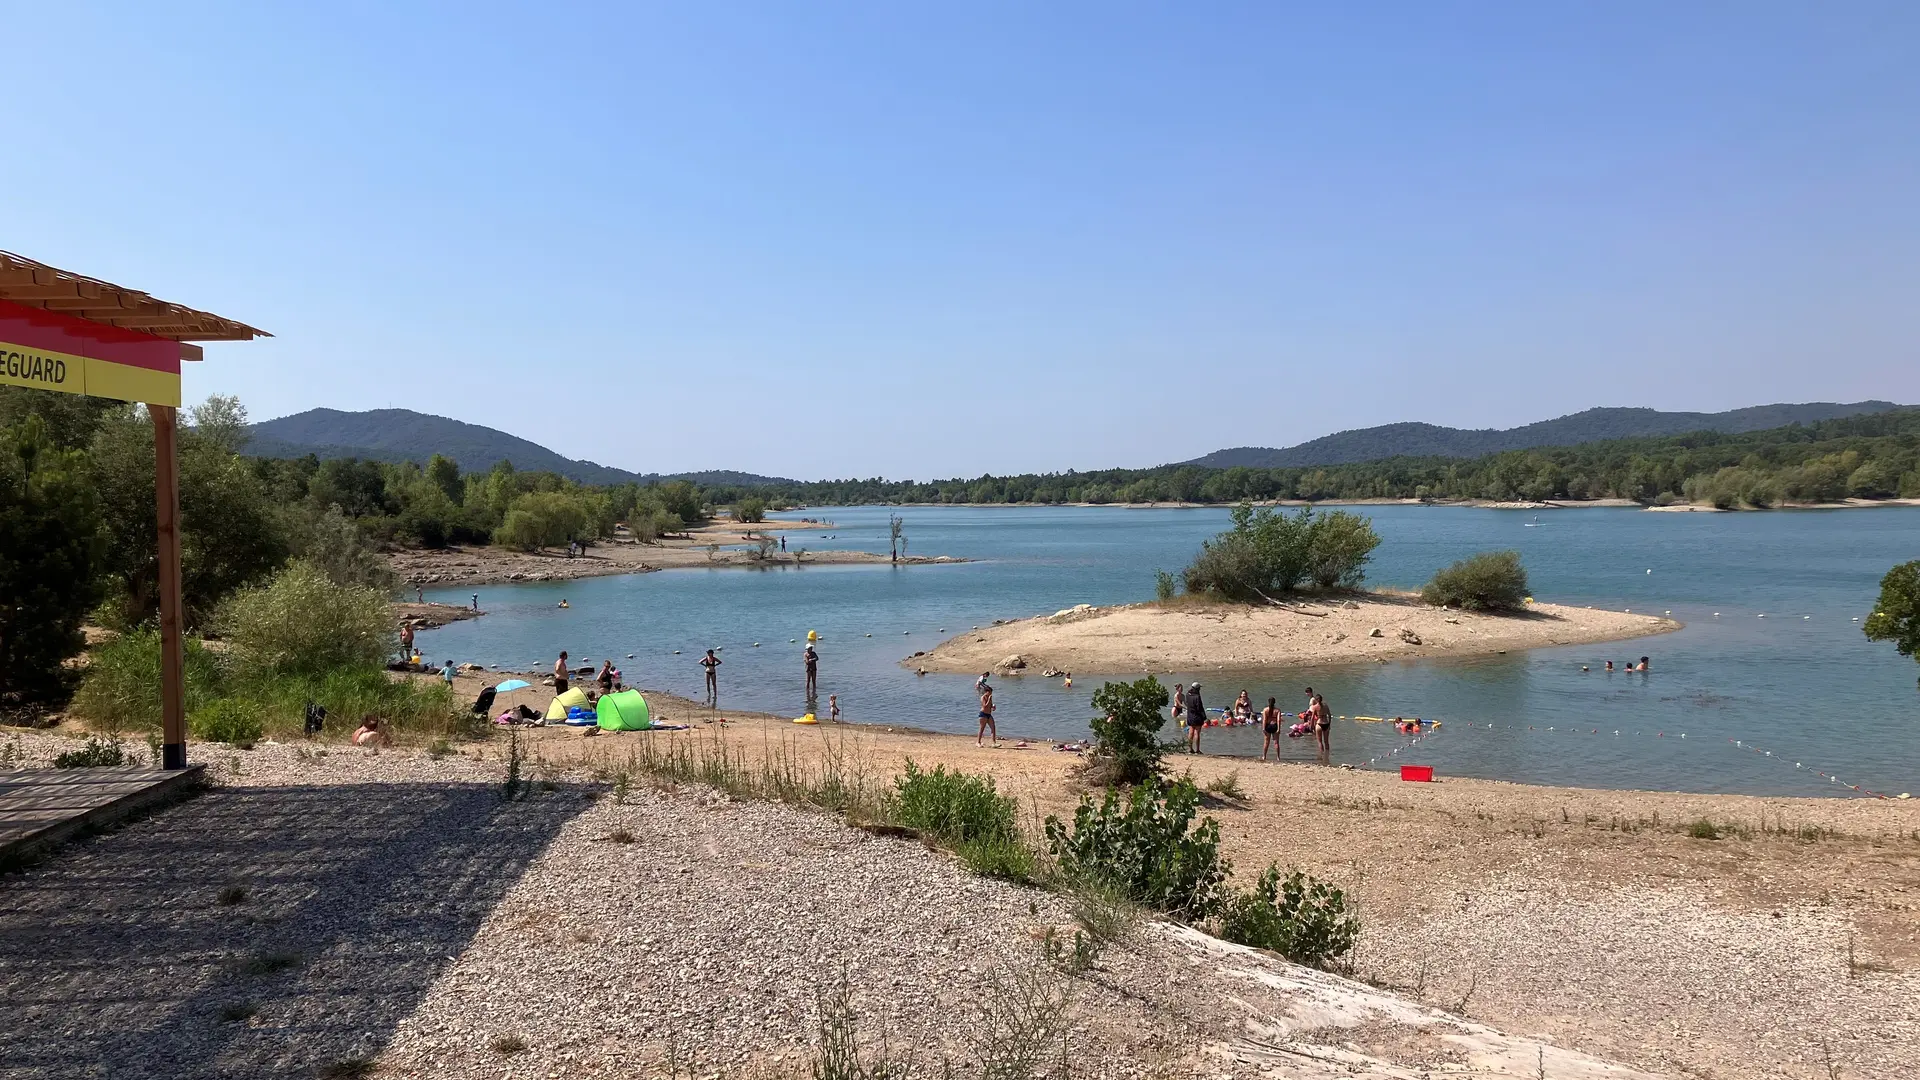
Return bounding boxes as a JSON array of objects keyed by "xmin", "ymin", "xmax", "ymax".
[{"xmin": 807, "ymin": 629, "xmax": 818, "ymax": 642}]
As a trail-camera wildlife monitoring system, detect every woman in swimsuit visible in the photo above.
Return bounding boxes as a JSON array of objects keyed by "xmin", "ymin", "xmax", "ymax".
[
  {"xmin": 1311, "ymin": 692, "xmax": 1332, "ymax": 757},
  {"xmin": 977, "ymin": 678, "xmax": 998, "ymax": 747},
  {"xmin": 1261, "ymin": 697, "xmax": 1282, "ymax": 761}
]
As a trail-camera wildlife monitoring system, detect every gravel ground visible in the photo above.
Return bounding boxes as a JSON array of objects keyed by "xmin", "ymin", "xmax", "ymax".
[{"xmin": 0, "ymin": 732, "xmax": 1663, "ymax": 1080}]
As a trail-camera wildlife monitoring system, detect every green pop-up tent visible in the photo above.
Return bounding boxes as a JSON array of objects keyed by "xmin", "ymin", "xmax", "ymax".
[{"xmin": 596, "ymin": 689, "xmax": 651, "ymax": 731}]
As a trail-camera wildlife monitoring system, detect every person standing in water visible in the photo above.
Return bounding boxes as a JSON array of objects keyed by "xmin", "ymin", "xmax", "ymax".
[
  {"xmin": 1261, "ymin": 696, "xmax": 1282, "ymax": 761},
  {"xmin": 700, "ymin": 649, "xmax": 722, "ymax": 705},
  {"xmin": 1184, "ymin": 681, "xmax": 1206, "ymax": 754},
  {"xmin": 976, "ymin": 675, "xmax": 998, "ymax": 747},
  {"xmin": 804, "ymin": 643, "xmax": 819, "ymax": 700},
  {"xmin": 1171, "ymin": 682, "xmax": 1186, "ymax": 732},
  {"xmin": 1310, "ymin": 690, "xmax": 1332, "ymax": 758}
]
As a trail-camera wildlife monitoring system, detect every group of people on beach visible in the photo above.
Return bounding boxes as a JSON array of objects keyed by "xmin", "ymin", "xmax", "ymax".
[
  {"xmin": 697, "ymin": 642, "xmax": 840, "ymax": 723},
  {"xmin": 1172, "ymin": 682, "xmax": 1332, "ymax": 761}
]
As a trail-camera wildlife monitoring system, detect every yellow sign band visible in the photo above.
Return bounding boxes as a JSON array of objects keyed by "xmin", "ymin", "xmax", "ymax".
[{"xmin": 0, "ymin": 339, "xmax": 181, "ymax": 407}]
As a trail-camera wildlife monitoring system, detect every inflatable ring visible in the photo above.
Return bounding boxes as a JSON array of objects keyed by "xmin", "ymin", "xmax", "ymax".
[{"xmin": 793, "ymin": 714, "xmax": 818, "ymax": 725}]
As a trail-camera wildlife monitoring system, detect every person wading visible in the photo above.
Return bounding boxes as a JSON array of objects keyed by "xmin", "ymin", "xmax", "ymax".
[
  {"xmin": 1308, "ymin": 688, "xmax": 1332, "ymax": 759},
  {"xmin": 976, "ymin": 674, "xmax": 999, "ymax": 747},
  {"xmin": 1261, "ymin": 697, "xmax": 1282, "ymax": 761},
  {"xmin": 1185, "ymin": 681, "xmax": 1206, "ymax": 754},
  {"xmin": 701, "ymin": 649, "xmax": 722, "ymax": 705},
  {"xmin": 804, "ymin": 643, "xmax": 819, "ymax": 700}
]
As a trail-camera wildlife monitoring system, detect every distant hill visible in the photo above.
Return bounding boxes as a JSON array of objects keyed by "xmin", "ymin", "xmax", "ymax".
[
  {"xmin": 244, "ymin": 408, "xmax": 790, "ymax": 487},
  {"xmin": 1187, "ymin": 402, "xmax": 1910, "ymax": 469}
]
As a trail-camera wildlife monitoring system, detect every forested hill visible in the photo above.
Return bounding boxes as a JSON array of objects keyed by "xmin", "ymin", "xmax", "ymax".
[
  {"xmin": 1189, "ymin": 401, "xmax": 1908, "ymax": 469},
  {"xmin": 245, "ymin": 408, "xmax": 790, "ymax": 488}
]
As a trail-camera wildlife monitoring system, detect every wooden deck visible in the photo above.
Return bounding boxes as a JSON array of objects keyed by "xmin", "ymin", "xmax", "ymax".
[{"xmin": 0, "ymin": 766, "xmax": 206, "ymax": 868}]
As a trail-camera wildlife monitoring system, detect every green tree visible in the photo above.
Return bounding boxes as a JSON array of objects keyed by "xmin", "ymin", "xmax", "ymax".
[
  {"xmin": 0, "ymin": 416, "xmax": 106, "ymax": 706},
  {"xmin": 1303, "ymin": 509, "xmax": 1382, "ymax": 589},
  {"xmin": 90, "ymin": 409, "xmax": 287, "ymax": 627},
  {"xmin": 425, "ymin": 453, "xmax": 462, "ymax": 503},
  {"xmin": 735, "ymin": 496, "xmax": 767, "ymax": 524},
  {"xmin": 495, "ymin": 490, "xmax": 590, "ymax": 550},
  {"xmin": 1864, "ymin": 561, "xmax": 1920, "ymax": 689},
  {"xmin": 188, "ymin": 394, "xmax": 249, "ymax": 453},
  {"xmin": 289, "ymin": 504, "xmax": 397, "ymax": 592},
  {"xmin": 1087, "ymin": 676, "xmax": 1170, "ymax": 786},
  {"xmin": 657, "ymin": 480, "xmax": 703, "ymax": 524}
]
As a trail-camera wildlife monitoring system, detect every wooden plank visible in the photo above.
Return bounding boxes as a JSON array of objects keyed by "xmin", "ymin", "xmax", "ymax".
[
  {"xmin": 0, "ymin": 766, "xmax": 207, "ymax": 868},
  {"xmin": 153, "ymin": 406, "xmax": 188, "ymax": 769}
]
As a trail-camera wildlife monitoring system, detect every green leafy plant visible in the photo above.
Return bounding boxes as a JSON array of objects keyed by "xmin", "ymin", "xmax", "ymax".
[
  {"xmin": 888, "ymin": 760, "xmax": 1033, "ymax": 881},
  {"xmin": 734, "ymin": 496, "xmax": 767, "ymax": 523},
  {"xmin": 213, "ymin": 560, "xmax": 394, "ymax": 677},
  {"xmin": 1865, "ymin": 560, "xmax": 1920, "ymax": 689},
  {"xmin": 69, "ymin": 629, "xmax": 223, "ymax": 733},
  {"xmin": 1086, "ymin": 676, "xmax": 1169, "ymax": 786},
  {"xmin": 53, "ymin": 735, "xmax": 128, "ymax": 769},
  {"xmin": 190, "ymin": 698, "xmax": 265, "ymax": 748},
  {"xmin": 1422, "ymin": 550, "xmax": 1530, "ymax": 612},
  {"xmin": 1154, "ymin": 569, "xmax": 1176, "ymax": 602},
  {"xmin": 0, "ymin": 414, "xmax": 104, "ymax": 708},
  {"xmin": 1044, "ymin": 777, "xmax": 1227, "ymax": 920},
  {"xmin": 1218, "ymin": 864, "xmax": 1360, "ymax": 970},
  {"xmin": 1182, "ymin": 503, "xmax": 1380, "ymax": 600}
]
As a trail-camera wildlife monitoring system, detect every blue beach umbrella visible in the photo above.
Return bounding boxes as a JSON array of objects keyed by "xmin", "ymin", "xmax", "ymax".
[{"xmin": 494, "ymin": 679, "xmax": 532, "ymax": 693}]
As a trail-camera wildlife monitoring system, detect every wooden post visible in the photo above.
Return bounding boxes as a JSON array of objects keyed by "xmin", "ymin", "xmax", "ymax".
[{"xmin": 152, "ymin": 405, "xmax": 188, "ymax": 770}]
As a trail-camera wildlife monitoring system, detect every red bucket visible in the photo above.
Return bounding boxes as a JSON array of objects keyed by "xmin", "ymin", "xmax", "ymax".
[{"xmin": 1400, "ymin": 764, "xmax": 1434, "ymax": 782}]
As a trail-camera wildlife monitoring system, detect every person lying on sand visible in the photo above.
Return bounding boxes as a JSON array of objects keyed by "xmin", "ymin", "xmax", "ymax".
[{"xmin": 352, "ymin": 715, "xmax": 391, "ymax": 747}]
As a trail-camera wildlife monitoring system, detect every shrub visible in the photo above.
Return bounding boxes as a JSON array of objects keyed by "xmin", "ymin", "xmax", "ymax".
[
  {"xmin": 1087, "ymin": 677, "xmax": 1169, "ymax": 786},
  {"xmin": 214, "ymin": 561, "xmax": 394, "ymax": 677},
  {"xmin": 889, "ymin": 760, "xmax": 1019, "ymax": 847},
  {"xmin": 735, "ymin": 497, "xmax": 767, "ymax": 524},
  {"xmin": 1182, "ymin": 503, "xmax": 1379, "ymax": 600},
  {"xmin": 70, "ymin": 629, "xmax": 224, "ymax": 733},
  {"xmin": 1218, "ymin": 864, "xmax": 1360, "ymax": 970},
  {"xmin": 1422, "ymin": 550, "xmax": 1529, "ymax": 612},
  {"xmin": 494, "ymin": 490, "xmax": 591, "ymax": 550},
  {"xmin": 190, "ymin": 698, "xmax": 266, "ymax": 748},
  {"xmin": 1154, "ymin": 569, "xmax": 1176, "ymax": 602},
  {"xmin": 54, "ymin": 735, "xmax": 130, "ymax": 768},
  {"xmin": 957, "ymin": 835, "xmax": 1036, "ymax": 882},
  {"xmin": 238, "ymin": 665, "xmax": 463, "ymax": 742},
  {"xmin": 1864, "ymin": 560, "xmax": 1920, "ymax": 690},
  {"xmin": 289, "ymin": 505, "xmax": 398, "ymax": 591},
  {"xmin": 1044, "ymin": 777, "xmax": 1228, "ymax": 920}
]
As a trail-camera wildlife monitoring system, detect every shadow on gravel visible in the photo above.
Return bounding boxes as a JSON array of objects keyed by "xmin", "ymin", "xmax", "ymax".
[{"xmin": 0, "ymin": 779, "xmax": 588, "ymax": 1079}]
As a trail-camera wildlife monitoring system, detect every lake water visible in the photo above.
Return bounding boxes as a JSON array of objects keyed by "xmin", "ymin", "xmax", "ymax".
[{"xmin": 418, "ymin": 505, "xmax": 1920, "ymax": 797}]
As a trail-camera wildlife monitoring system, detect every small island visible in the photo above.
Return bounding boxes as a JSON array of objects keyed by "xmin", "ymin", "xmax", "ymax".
[
  {"xmin": 912, "ymin": 593, "xmax": 1678, "ymax": 675},
  {"xmin": 912, "ymin": 504, "xmax": 1679, "ymax": 675}
]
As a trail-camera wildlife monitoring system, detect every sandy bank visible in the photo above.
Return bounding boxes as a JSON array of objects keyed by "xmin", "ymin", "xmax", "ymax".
[
  {"xmin": 909, "ymin": 594, "xmax": 1679, "ymax": 676},
  {"xmin": 387, "ymin": 521, "xmax": 961, "ymax": 588}
]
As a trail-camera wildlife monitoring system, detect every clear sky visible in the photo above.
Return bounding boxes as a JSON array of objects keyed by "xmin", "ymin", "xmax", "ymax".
[{"xmin": 4, "ymin": 3, "xmax": 1916, "ymax": 480}]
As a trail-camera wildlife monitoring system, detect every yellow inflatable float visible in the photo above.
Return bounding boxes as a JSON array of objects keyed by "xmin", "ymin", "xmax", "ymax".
[{"xmin": 793, "ymin": 713, "xmax": 818, "ymax": 725}]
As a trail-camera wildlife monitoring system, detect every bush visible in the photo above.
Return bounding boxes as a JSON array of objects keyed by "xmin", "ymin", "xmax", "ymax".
[
  {"xmin": 1044, "ymin": 777, "xmax": 1228, "ymax": 920},
  {"xmin": 190, "ymin": 698, "xmax": 265, "ymax": 747},
  {"xmin": 54, "ymin": 735, "xmax": 130, "ymax": 768},
  {"xmin": 289, "ymin": 504, "xmax": 397, "ymax": 591},
  {"xmin": 239, "ymin": 666, "xmax": 464, "ymax": 741},
  {"xmin": 70, "ymin": 629, "xmax": 224, "ymax": 733},
  {"xmin": 1218, "ymin": 864, "xmax": 1360, "ymax": 970},
  {"xmin": 1182, "ymin": 503, "xmax": 1379, "ymax": 600},
  {"xmin": 888, "ymin": 760, "xmax": 1020, "ymax": 847},
  {"xmin": 735, "ymin": 497, "xmax": 767, "ymax": 524},
  {"xmin": 1154, "ymin": 569, "xmax": 1176, "ymax": 602},
  {"xmin": 214, "ymin": 561, "xmax": 394, "ymax": 677},
  {"xmin": 956, "ymin": 835, "xmax": 1036, "ymax": 882},
  {"xmin": 1087, "ymin": 676, "xmax": 1170, "ymax": 786},
  {"xmin": 1422, "ymin": 550, "xmax": 1529, "ymax": 612}
]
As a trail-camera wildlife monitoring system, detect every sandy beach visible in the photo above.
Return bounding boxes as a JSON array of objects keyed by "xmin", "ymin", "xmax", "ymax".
[
  {"xmin": 908, "ymin": 594, "xmax": 1680, "ymax": 676},
  {"xmin": 387, "ymin": 520, "xmax": 960, "ymax": 588},
  {"xmin": 418, "ymin": 675, "xmax": 1920, "ymax": 1078}
]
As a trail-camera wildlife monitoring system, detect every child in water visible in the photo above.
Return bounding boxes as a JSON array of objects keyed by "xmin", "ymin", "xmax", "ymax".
[{"xmin": 828, "ymin": 694, "xmax": 841, "ymax": 723}]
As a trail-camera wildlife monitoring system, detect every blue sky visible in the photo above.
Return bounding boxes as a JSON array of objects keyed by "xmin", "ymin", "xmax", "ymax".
[{"xmin": 4, "ymin": 3, "xmax": 1915, "ymax": 480}]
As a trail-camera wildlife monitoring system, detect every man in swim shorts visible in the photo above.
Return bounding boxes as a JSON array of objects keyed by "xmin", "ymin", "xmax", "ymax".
[
  {"xmin": 553, "ymin": 651, "xmax": 570, "ymax": 694},
  {"xmin": 804, "ymin": 643, "xmax": 818, "ymax": 699}
]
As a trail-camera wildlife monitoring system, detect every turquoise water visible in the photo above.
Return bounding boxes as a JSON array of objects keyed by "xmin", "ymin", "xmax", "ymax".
[{"xmin": 418, "ymin": 505, "xmax": 1920, "ymax": 797}]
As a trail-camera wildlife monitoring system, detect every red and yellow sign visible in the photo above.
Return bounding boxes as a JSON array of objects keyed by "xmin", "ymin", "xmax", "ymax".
[{"xmin": 0, "ymin": 299, "xmax": 182, "ymax": 407}]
